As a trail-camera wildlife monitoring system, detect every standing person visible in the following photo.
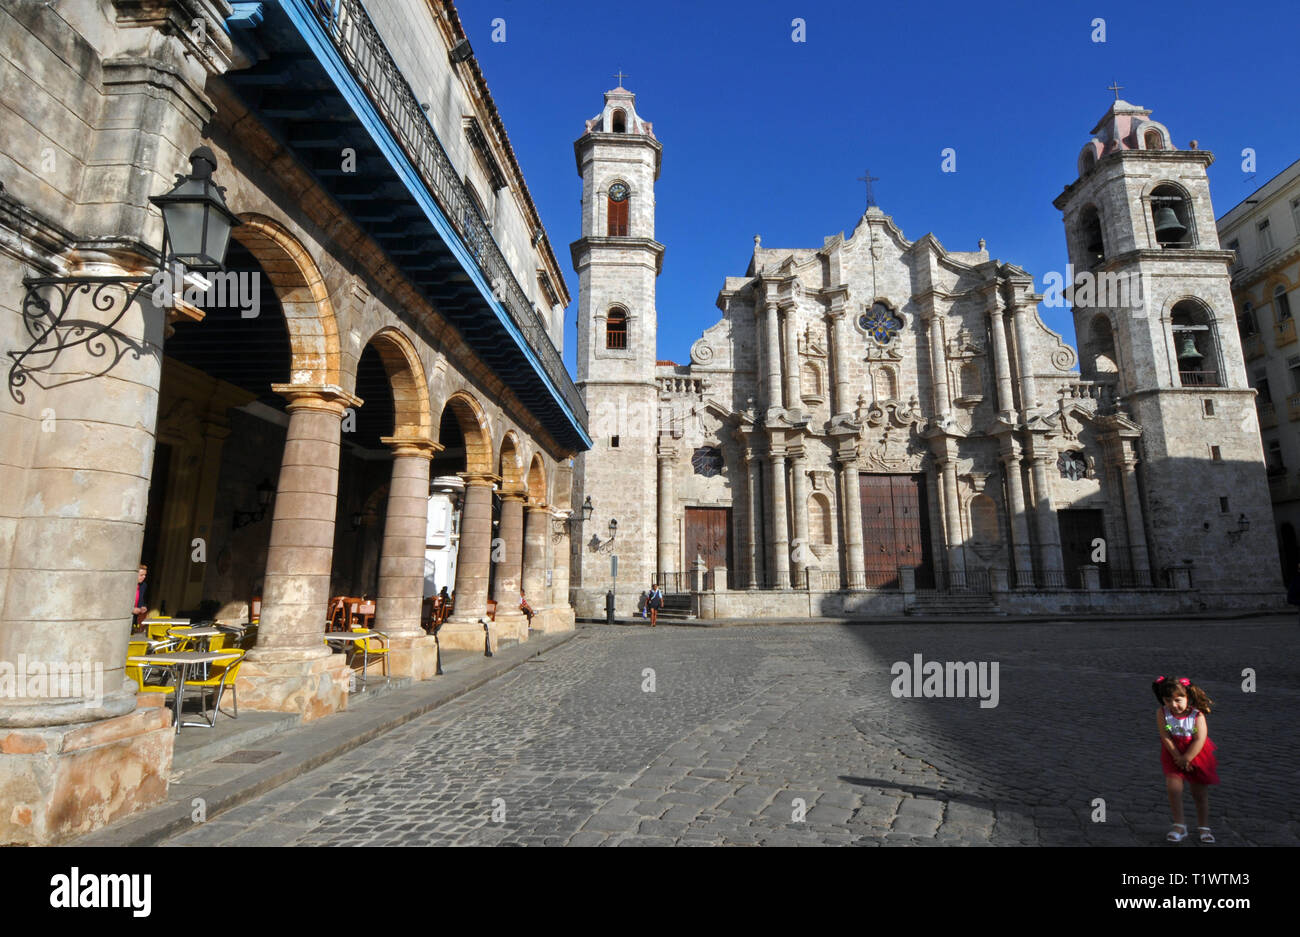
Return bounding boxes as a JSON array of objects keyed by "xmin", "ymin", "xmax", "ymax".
[
  {"xmin": 647, "ymin": 582, "xmax": 663, "ymax": 628},
  {"xmin": 132, "ymin": 564, "xmax": 149, "ymax": 631},
  {"xmin": 1153, "ymin": 675, "xmax": 1219, "ymax": 843}
]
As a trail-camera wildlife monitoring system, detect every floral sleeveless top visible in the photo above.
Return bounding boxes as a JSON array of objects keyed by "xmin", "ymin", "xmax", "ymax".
[{"xmin": 1163, "ymin": 706, "xmax": 1200, "ymax": 740}]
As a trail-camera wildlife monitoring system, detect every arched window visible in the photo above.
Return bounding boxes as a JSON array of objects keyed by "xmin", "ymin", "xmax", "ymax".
[
  {"xmin": 611, "ymin": 109, "xmax": 626, "ymax": 133},
  {"xmin": 1171, "ymin": 300, "xmax": 1221, "ymax": 387},
  {"xmin": 1238, "ymin": 302, "xmax": 1257, "ymax": 338},
  {"xmin": 1151, "ymin": 184, "xmax": 1195, "ymax": 248},
  {"xmin": 607, "ymin": 182, "xmax": 629, "ymax": 236},
  {"xmin": 1079, "ymin": 205, "xmax": 1105, "ymax": 265},
  {"xmin": 1089, "ymin": 315, "xmax": 1119, "ymax": 375},
  {"xmin": 1144, "ymin": 129, "xmax": 1164, "ymax": 150},
  {"xmin": 605, "ymin": 307, "xmax": 628, "ymax": 349},
  {"xmin": 1275, "ymin": 285, "xmax": 1292, "ymax": 322}
]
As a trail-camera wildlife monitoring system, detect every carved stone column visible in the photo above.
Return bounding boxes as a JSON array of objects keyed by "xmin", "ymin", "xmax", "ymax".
[
  {"xmin": 988, "ymin": 301, "xmax": 1018, "ymax": 422},
  {"xmin": 657, "ymin": 442, "xmax": 676, "ymax": 577},
  {"xmin": 374, "ymin": 435, "xmax": 440, "ymax": 680},
  {"xmin": 1011, "ymin": 302, "xmax": 1040, "ymax": 415},
  {"xmin": 936, "ymin": 443, "xmax": 967, "ymax": 582},
  {"xmin": 547, "ymin": 508, "xmax": 576, "ymax": 631},
  {"xmin": 998, "ymin": 438, "xmax": 1036, "ymax": 586},
  {"xmin": 743, "ymin": 447, "xmax": 762, "ymax": 588},
  {"xmin": 838, "ymin": 449, "xmax": 865, "ymax": 590},
  {"xmin": 762, "ymin": 302, "xmax": 783, "ymax": 411},
  {"xmin": 491, "ymin": 491, "xmax": 527, "ymax": 641},
  {"xmin": 828, "ymin": 294, "xmax": 852, "ymax": 415},
  {"xmin": 1117, "ymin": 449, "xmax": 1151, "ymax": 576},
  {"xmin": 926, "ymin": 311, "xmax": 952, "ymax": 421},
  {"xmin": 440, "ymin": 472, "xmax": 498, "ymax": 650},
  {"xmin": 521, "ymin": 503, "xmax": 548, "ymax": 623},
  {"xmin": 241, "ymin": 384, "xmax": 360, "ymax": 719},
  {"xmin": 1027, "ymin": 445, "xmax": 1065, "ymax": 576},
  {"xmin": 781, "ymin": 300, "xmax": 801, "ymax": 411},
  {"xmin": 789, "ymin": 444, "xmax": 811, "ymax": 587},
  {"xmin": 768, "ymin": 447, "xmax": 791, "ymax": 589}
]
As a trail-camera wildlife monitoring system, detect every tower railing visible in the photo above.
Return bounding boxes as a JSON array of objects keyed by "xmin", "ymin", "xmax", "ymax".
[{"xmin": 307, "ymin": 0, "xmax": 586, "ymax": 425}]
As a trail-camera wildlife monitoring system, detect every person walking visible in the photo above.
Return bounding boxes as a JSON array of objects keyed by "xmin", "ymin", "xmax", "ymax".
[{"xmin": 647, "ymin": 582, "xmax": 663, "ymax": 628}]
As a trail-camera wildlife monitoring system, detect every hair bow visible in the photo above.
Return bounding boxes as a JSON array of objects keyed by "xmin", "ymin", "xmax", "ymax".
[
  {"xmin": 1155, "ymin": 676, "xmax": 1165, "ymax": 682},
  {"xmin": 1178, "ymin": 678, "xmax": 1190, "ymax": 686}
]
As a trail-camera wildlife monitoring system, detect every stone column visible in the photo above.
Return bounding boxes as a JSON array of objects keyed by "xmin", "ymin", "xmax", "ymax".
[
  {"xmin": 926, "ymin": 311, "xmax": 952, "ymax": 421},
  {"xmin": 999, "ymin": 440, "xmax": 1036, "ymax": 586},
  {"xmin": 838, "ymin": 452, "xmax": 865, "ymax": 589},
  {"xmin": 988, "ymin": 302, "xmax": 1018, "ymax": 422},
  {"xmin": 789, "ymin": 445, "xmax": 811, "ymax": 588},
  {"xmin": 491, "ymin": 491, "xmax": 528, "ymax": 641},
  {"xmin": 374, "ymin": 435, "xmax": 440, "ymax": 681},
  {"xmin": 829, "ymin": 299, "xmax": 852, "ymax": 415},
  {"xmin": 1011, "ymin": 302, "xmax": 1039, "ymax": 414},
  {"xmin": 240, "ymin": 385, "xmax": 359, "ymax": 719},
  {"xmin": 0, "ymin": 267, "xmax": 175, "ymax": 844},
  {"xmin": 762, "ymin": 302, "xmax": 783, "ymax": 411},
  {"xmin": 781, "ymin": 301, "xmax": 801, "ymax": 410},
  {"xmin": 657, "ymin": 443, "xmax": 676, "ymax": 577},
  {"xmin": 522, "ymin": 504, "xmax": 548, "ymax": 620},
  {"xmin": 1118, "ymin": 452, "xmax": 1152, "ymax": 576},
  {"xmin": 745, "ymin": 448, "xmax": 762, "ymax": 588},
  {"xmin": 440, "ymin": 472, "xmax": 497, "ymax": 650},
  {"xmin": 768, "ymin": 447, "xmax": 791, "ymax": 589},
  {"xmin": 547, "ymin": 508, "xmax": 576, "ymax": 632},
  {"xmin": 1028, "ymin": 449, "xmax": 1065, "ymax": 576},
  {"xmin": 936, "ymin": 446, "xmax": 967, "ymax": 583}
]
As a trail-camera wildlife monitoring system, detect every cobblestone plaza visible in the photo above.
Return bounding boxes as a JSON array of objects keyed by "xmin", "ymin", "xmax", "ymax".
[{"xmin": 161, "ymin": 617, "xmax": 1298, "ymax": 847}]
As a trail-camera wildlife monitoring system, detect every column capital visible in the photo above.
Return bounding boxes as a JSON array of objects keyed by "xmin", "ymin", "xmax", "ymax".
[
  {"xmin": 767, "ymin": 447, "xmax": 788, "ymax": 462},
  {"xmin": 380, "ymin": 435, "xmax": 442, "ymax": 460},
  {"xmin": 272, "ymin": 383, "xmax": 363, "ymax": 414},
  {"xmin": 499, "ymin": 490, "xmax": 527, "ymax": 503},
  {"xmin": 657, "ymin": 442, "xmax": 679, "ymax": 460},
  {"xmin": 459, "ymin": 471, "xmax": 501, "ymax": 488},
  {"xmin": 524, "ymin": 502, "xmax": 551, "ymax": 513}
]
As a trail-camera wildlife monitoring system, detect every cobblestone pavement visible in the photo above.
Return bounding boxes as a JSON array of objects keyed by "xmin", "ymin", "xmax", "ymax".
[{"xmin": 163, "ymin": 617, "xmax": 1300, "ymax": 846}]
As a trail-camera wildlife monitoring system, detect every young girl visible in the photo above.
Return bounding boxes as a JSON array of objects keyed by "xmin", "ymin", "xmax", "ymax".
[{"xmin": 1153, "ymin": 675, "xmax": 1219, "ymax": 843}]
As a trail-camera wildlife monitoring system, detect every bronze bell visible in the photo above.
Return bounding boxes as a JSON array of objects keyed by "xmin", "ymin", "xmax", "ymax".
[
  {"xmin": 1177, "ymin": 332, "xmax": 1202, "ymax": 362},
  {"xmin": 1154, "ymin": 205, "xmax": 1186, "ymax": 242}
]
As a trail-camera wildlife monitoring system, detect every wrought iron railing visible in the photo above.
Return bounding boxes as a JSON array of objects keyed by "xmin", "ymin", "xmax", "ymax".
[
  {"xmin": 930, "ymin": 569, "xmax": 992, "ymax": 593},
  {"xmin": 306, "ymin": 0, "xmax": 586, "ymax": 426}
]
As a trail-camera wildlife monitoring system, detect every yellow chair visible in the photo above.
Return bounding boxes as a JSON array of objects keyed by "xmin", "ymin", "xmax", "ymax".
[
  {"xmin": 349, "ymin": 628, "xmax": 389, "ymax": 683},
  {"xmin": 181, "ymin": 651, "xmax": 245, "ymax": 726},
  {"xmin": 125, "ymin": 652, "xmax": 176, "ymax": 705}
]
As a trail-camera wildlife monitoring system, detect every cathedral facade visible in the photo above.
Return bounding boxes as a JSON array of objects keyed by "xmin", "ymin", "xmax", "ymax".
[{"xmin": 570, "ymin": 88, "xmax": 1282, "ymax": 619}]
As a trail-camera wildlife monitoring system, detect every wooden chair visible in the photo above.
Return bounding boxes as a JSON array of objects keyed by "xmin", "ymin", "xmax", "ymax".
[
  {"xmin": 351, "ymin": 597, "xmax": 376, "ymax": 630},
  {"xmin": 327, "ymin": 596, "xmax": 349, "ymax": 632}
]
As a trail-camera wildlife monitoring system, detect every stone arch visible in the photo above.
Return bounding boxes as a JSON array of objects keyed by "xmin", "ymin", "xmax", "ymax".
[
  {"xmin": 1088, "ymin": 313, "xmax": 1119, "ymax": 375},
  {"xmin": 358, "ymin": 326, "xmax": 432, "ymax": 439},
  {"xmin": 498, "ymin": 431, "xmax": 525, "ymax": 493},
  {"xmin": 438, "ymin": 390, "xmax": 493, "ymax": 475},
  {"xmin": 526, "ymin": 453, "xmax": 547, "ymax": 505},
  {"xmin": 875, "ymin": 364, "xmax": 899, "ymax": 401},
  {"xmin": 1167, "ymin": 297, "xmax": 1223, "ymax": 387},
  {"xmin": 1077, "ymin": 203, "xmax": 1105, "ymax": 265},
  {"xmin": 807, "ymin": 492, "xmax": 832, "ymax": 545},
  {"xmin": 232, "ymin": 213, "xmax": 341, "ymax": 387},
  {"xmin": 1145, "ymin": 181, "xmax": 1197, "ymax": 248}
]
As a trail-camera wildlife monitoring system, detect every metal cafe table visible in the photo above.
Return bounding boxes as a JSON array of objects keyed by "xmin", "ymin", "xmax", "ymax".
[
  {"xmin": 323, "ymin": 630, "xmax": 386, "ymax": 685},
  {"xmin": 166, "ymin": 625, "xmax": 223, "ymax": 651},
  {"xmin": 125, "ymin": 650, "xmax": 237, "ymax": 733}
]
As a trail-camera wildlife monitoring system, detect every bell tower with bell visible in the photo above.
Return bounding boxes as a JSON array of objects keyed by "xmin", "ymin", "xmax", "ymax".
[{"xmin": 1053, "ymin": 97, "xmax": 1279, "ymax": 592}]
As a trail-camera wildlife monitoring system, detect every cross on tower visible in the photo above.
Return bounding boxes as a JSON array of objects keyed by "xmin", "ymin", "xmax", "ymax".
[
  {"xmin": 857, "ymin": 169, "xmax": 880, "ymax": 208},
  {"xmin": 613, "ymin": 69, "xmax": 629, "ymax": 88},
  {"xmin": 1108, "ymin": 80, "xmax": 1124, "ymax": 101}
]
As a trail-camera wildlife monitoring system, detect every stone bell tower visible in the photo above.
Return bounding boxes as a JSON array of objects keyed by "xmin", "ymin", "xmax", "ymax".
[
  {"xmin": 1054, "ymin": 99, "xmax": 1279, "ymax": 593},
  {"xmin": 570, "ymin": 84, "xmax": 665, "ymax": 617}
]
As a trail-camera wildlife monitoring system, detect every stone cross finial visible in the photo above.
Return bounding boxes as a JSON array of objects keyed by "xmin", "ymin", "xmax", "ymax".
[
  {"xmin": 857, "ymin": 169, "xmax": 880, "ymax": 208},
  {"xmin": 1108, "ymin": 80, "xmax": 1124, "ymax": 101}
]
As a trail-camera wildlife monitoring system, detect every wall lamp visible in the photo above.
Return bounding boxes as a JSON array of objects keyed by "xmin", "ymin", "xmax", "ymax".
[{"xmin": 233, "ymin": 478, "xmax": 275, "ymax": 530}]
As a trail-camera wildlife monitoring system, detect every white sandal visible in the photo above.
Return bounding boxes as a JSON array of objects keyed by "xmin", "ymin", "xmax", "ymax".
[
  {"xmin": 1196, "ymin": 826, "xmax": 1215, "ymax": 843},
  {"xmin": 1166, "ymin": 823, "xmax": 1188, "ymax": 842}
]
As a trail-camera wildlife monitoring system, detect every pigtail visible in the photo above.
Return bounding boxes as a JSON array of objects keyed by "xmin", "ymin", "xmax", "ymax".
[
  {"xmin": 1185, "ymin": 681, "xmax": 1214, "ymax": 715},
  {"xmin": 1151, "ymin": 675, "xmax": 1169, "ymax": 704}
]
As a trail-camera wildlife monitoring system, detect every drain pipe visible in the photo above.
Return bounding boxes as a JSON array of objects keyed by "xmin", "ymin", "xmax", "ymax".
[{"xmin": 480, "ymin": 617, "xmax": 493, "ymax": 658}]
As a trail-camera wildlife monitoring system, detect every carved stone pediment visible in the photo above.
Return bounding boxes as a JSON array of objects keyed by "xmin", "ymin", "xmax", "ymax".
[
  {"xmin": 862, "ymin": 423, "xmax": 928, "ymax": 473},
  {"xmin": 862, "ymin": 395, "xmax": 926, "ymax": 430},
  {"xmin": 946, "ymin": 327, "xmax": 984, "ymax": 358}
]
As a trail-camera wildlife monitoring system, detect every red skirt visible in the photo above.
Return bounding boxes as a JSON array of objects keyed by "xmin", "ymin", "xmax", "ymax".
[{"xmin": 1161, "ymin": 735, "xmax": 1219, "ymax": 785}]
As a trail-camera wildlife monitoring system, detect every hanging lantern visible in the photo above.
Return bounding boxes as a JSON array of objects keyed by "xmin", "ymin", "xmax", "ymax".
[{"xmin": 149, "ymin": 146, "xmax": 241, "ymax": 271}]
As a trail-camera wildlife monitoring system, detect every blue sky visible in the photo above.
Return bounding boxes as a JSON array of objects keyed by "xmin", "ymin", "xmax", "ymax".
[{"xmin": 456, "ymin": 0, "xmax": 1300, "ymax": 371}]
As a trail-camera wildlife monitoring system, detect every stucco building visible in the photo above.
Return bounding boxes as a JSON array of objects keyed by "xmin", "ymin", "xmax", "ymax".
[
  {"xmin": 570, "ymin": 90, "xmax": 1282, "ymax": 620},
  {"xmin": 1218, "ymin": 158, "xmax": 1300, "ymax": 578},
  {"xmin": 0, "ymin": 0, "xmax": 586, "ymax": 843}
]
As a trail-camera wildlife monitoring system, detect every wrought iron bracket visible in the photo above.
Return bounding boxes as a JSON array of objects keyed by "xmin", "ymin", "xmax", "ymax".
[{"xmin": 9, "ymin": 274, "xmax": 156, "ymax": 404}]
